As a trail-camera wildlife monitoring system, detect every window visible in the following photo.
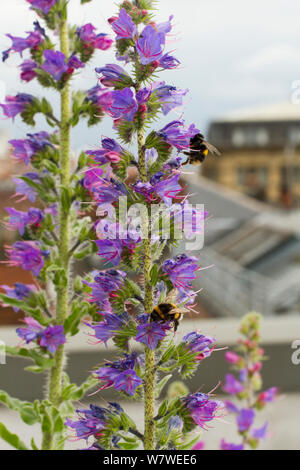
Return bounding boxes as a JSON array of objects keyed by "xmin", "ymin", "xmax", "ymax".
[{"xmin": 232, "ymin": 127, "xmax": 269, "ymax": 147}]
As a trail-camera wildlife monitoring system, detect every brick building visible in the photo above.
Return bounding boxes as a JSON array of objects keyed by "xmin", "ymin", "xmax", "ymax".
[{"xmin": 204, "ymin": 102, "xmax": 300, "ymax": 208}]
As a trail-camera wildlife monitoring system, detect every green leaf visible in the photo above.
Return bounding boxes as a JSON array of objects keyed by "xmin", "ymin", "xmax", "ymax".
[
  {"xmin": 0, "ymin": 422, "xmax": 28, "ymax": 450},
  {"xmin": 155, "ymin": 374, "xmax": 172, "ymax": 399},
  {"xmin": 0, "ymin": 390, "xmax": 39, "ymax": 425},
  {"xmin": 31, "ymin": 437, "xmax": 39, "ymax": 450},
  {"xmin": 180, "ymin": 433, "xmax": 202, "ymax": 450}
]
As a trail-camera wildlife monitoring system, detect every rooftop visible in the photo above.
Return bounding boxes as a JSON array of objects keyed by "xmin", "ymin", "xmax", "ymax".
[{"xmin": 214, "ymin": 101, "xmax": 300, "ymax": 123}]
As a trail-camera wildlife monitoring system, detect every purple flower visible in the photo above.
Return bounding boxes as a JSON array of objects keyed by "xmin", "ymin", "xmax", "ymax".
[
  {"xmin": 39, "ymin": 325, "xmax": 66, "ymax": 354},
  {"xmin": 77, "ymin": 24, "xmax": 113, "ymax": 50},
  {"xmin": 252, "ymin": 422, "xmax": 268, "ymax": 440},
  {"xmin": 258, "ymin": 387, "xmax": 278, "ymax": 405},
  {"xmin": 113, "ymin": 370, "xmax": 143, "ymax": 396},
  {"xmin": 0, "ymin": 93, "xmax": 34, "ymax": 120},
  {"xmin": 154, "ymin": 173, "xmax": 183, "ymax": 206},
  {"xmin": 95, "ymin": 64, "xmax": 129, "ymax": 87},
  {"xmin": 0, "ymin": 283, "xmax": 36, "ymax": 312},
  {"xmin": 110, "ymin": 8, "xmax": 137, "ymax": 40},
  {"xmin": 5, "ymin": 207, "xmax": 43, "ymax": 235},
  {"xmin": 159, "ymin": 54, "xmax": 180, "ymax": 70},
  {"xmin": 83, "ymin": 269, "xmax": 125, "ymax": 309},
  {"xmin": 182, "ymin": 332, "xmax": 216, "ymax": 360},
  {"xmin": 156, "ymin": 16, "xmax": 174, "ymax": 34},
  {"xmin": 9, "ymin": 139, "xmax": 34, "ymax": 165},
  {"xmin": 135, "ymin": 321, "xmax": 170, "ymax": 350},
  {"xmin": 86, "ymin": 312, "xmax": 126, "ymax": 345},
  {"xmin": 68, "ymin": 54, "xmax": 84, "ymax": 70},
  {"xmin": 95, "ymin": 354, "xmax": 142, "ymax": 396},
  {"xmin": 154, "ymin": 83, "xmax": 188, "ymax": 115},
  {"xmin": 223, "ymin": 374, "xmax": 244, "ymax": 395},
  {"xmin": 2, "ymin": 27, "xmax": 43, "ymax": 62},
  {"xmin": 9, "ymin": 132, "xmax": 51, "ymax": 165},
  {"xmin": 220, "ymin": 439, "xmax": 244, "ymax": 450},
  {"xmin": 237, "ymin": 408, "xmax": 255, "ymax": 432},
  {"xmin": 224, "ymin": 400, "xmax": 239, "ymax": 414},
  {"xmin": 26, "ymin": 0, "xmax": 56, "ymax": 14},
  {"xmin": 94, "ymin": 239, "xmax": 123, "ymax": 266},
  {"xmin": 158, "ymin": 120, "xmax": 199, "ymax": 150},
  {"xmin": 16, "ymin": 317, "xmax": 43, "ymax": 343},
  {"xmin": 16, "ymin": 318, "xmax": 65, "ymax": 354},
  {"xmin": 136, "ymin": 87, "xmax": 152, "ymax": 104},
  {"xmin": 13, "ymin": 172, "xmax": 40, "ymax": 202},
  {"xmin": 159, "ymin": 53, "xmax": 180, "ymax": 69},
  {"xmin": 42, "ymin": 50, "xmax": 68, "ymax": 81},
  {"xmin": 184, "ymin": 392, "xmax": 224, "ymax": 429},
  {"xmin": 66, "ymin": 403, "xmax": 122, "ymax": 441},
  {"xmin": 5, "ymin": 241, "xmax": 45, "ymax": 276},
  {"xmin": 19, "ymin": 60, "xmax": 38, "ymax": 82},
  {"xmin": 136, "ymin": 25, "xmax": 165, "ymax": 65},
  {"xmin": 99, "ymin": 87, "xmax": 138, "ymax": 121},
  {"xmin": 162, "ymin": 254, "xmax": 199, "ymax": 292},
  {"xmin": 86, "ymin": 137, "xmax": 124, "ymax": 165}
]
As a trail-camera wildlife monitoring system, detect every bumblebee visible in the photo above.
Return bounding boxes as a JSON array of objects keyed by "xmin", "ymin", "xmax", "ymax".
[
  {"xmin": 182, "ymin": 133, "xmax": 221, "ymax": 165},
  {"xmin": 150, "ymin": 290, "xmax": 190, "ymax": 332}
]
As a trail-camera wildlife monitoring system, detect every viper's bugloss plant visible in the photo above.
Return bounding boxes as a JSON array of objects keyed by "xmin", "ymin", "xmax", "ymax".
[
  {"xmin": 0, "ymin": 0, "xmax": 277, "ymax": 453},
  {"xmin": 0, "ymin": 0, "xmax": 113, "ymax": 451},
  {"xmin": 219, "ymin": 313, "xmax": 278, "ymax": 450}
]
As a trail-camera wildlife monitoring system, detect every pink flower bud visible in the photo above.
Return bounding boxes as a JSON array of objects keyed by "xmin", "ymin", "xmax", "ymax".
[{"xmin": 225, "ymin": 351, "xmax": 241, "ymax": 364}]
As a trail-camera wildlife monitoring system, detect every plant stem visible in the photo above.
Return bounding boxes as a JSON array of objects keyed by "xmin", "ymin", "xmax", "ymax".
[
  {"xmin": 42, "ymin": 13, "xmax": 71, "ymax": 451},
  {"xmin": 137, "ymin": 127, "xmax": 155, "ymax": 450}
]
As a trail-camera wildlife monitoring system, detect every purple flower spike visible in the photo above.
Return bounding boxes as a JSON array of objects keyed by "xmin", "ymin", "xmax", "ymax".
[
  {"xmin": 136, "ymin": 25, "xmax": 165, "ymax": 65},
  {"xmin": 223, "ymin": 374, "xmax": 244, "ymax": 395},
  {"xmin": 135, "ymin": 321, "xmax": 170, "ymax": 350},
  {"xmin": 110, "ymin": 8, "xmax": 137, "ymax": 40},
  {"xmin": 26, "ymin": 0, "xmax": 56, "ymax": 14},
  {"xmin": 42, "ymin": 50, "xmax": 68, "ymax": 81}
]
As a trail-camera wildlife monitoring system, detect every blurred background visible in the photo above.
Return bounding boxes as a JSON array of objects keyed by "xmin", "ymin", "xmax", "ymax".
[{"xmin": 0, "ymin": 0, "xmax": 300, "ymax": 450}]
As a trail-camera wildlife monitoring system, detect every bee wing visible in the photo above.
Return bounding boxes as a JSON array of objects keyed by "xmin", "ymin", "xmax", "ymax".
[
  {"xmin": 204, "ymin": 141, "xmax": 221, "ymax": 157},
  {"xmin": 164, "ymin": 288, "xmax": 179, "ymax": 304},
  {"xmin": 168, "ymin": 307, "xmax": 190, "ymax": 315}
]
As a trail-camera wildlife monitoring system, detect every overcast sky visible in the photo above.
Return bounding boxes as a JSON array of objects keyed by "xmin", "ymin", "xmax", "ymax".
[{"xmin": 1, "ymin": 0, "xmax": 300, "ymax": 150}]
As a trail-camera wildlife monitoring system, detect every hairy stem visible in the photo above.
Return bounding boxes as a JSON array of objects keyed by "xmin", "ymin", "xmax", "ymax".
[
  {"xmin": 137, "ymin": 128, "xmax": 155, "ymax": 450},
  {"xmin": 42, "ymin": 14, "xmax": 71, "ymax": 451}
]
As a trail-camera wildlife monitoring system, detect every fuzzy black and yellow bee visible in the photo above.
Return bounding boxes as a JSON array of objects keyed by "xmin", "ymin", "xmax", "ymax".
[
  {"xmin": 182, "ymin": 133, "xmax": 221, "ymax": 165},
  {"xmin": 150, "ymin": 290, "xmax": 190, "ymax": 332}
]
